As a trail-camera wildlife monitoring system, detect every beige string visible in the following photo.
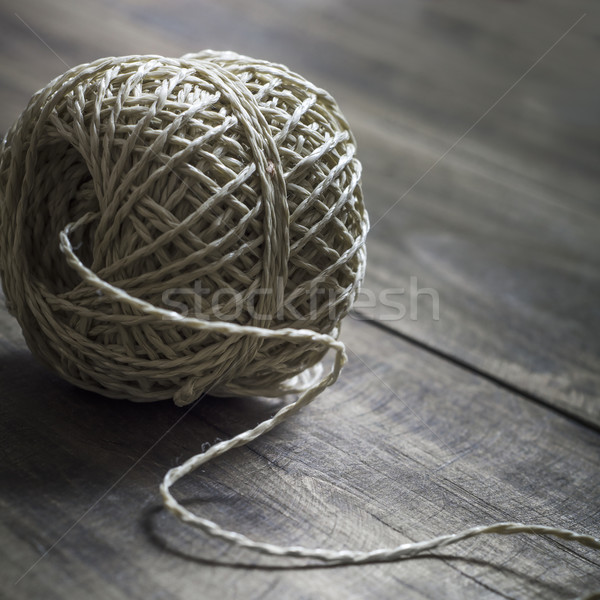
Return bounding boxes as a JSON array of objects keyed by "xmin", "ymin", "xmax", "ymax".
[
  {"xmin": 0, "ymin": 52, "xmax": 598, "ymax": 595},
  {"xmin": 0, "ymin": 50, "xmax": 367, "ymax": 405}
]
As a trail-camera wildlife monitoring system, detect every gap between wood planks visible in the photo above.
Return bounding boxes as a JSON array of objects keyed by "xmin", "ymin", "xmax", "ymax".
[{"xmin": 352, "ymin": 309, "xmax": 600, "ymax": 434}]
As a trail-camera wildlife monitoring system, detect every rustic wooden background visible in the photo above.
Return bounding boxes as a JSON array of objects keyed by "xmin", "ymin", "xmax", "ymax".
[{"xmin": 1, "ymin": 0, "xmax": 599, "ymax": 598}]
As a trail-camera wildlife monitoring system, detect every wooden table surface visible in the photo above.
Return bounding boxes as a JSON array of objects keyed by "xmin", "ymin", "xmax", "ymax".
[{"xmin": 1, "ymin": 1, "xmax": 599, "ymax": 598}]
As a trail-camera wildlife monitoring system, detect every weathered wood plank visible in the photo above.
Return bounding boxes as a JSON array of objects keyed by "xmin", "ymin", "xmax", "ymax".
[
  {"xmin": 307, "ymin": 0, "xmax": 600, "ymax": 424},
  {"xmin": 1, "ymin": 304, "xmax": 599, "ymax": 600}
]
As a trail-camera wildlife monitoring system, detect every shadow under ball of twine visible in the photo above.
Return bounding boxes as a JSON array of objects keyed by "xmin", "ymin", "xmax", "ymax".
[{"xmin": 0, "ymin": 51, "xmax": 598, "ymax": 596}]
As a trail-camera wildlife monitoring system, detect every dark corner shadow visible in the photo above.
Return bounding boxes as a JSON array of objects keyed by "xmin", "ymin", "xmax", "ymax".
[
  {"xmin": 141, "ymin": 502, "xmax": 571, "ymax": 597},
  {"xmin": 0, "ymin": 349, "xmax": 288, "ymax": 494}
]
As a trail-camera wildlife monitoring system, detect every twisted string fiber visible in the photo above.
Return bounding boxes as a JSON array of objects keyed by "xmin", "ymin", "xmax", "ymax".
[
  {"xmin": 0, "ymin": 52, "xmax": 598, "ymax": 584},
  {"xmin": 0, "ymin": 51, "xmax": 367, "ymax": 405}
]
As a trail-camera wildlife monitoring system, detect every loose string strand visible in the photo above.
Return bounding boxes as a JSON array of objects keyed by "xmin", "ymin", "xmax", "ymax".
[
  {"xmin": 159, "ymin": 365, "xmax": 600, "ymax": 563},
  {"xmin": 60, "ymin": 213, "xmax": 600, "ymax": 588}
]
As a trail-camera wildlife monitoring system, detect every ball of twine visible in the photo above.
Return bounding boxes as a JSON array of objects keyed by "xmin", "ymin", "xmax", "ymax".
[{"xmin": 0, "ymin": 50, "xmax": 367, "ymax": 407}]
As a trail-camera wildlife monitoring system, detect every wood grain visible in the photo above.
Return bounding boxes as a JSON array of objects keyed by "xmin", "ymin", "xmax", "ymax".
[
  {"xmin": 348, "ymin": 0, "xmax": 600, "ymax": 426},
  {"xmin": 1, "ymin": 308, "xmax": 599, "ymax": 600}
]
